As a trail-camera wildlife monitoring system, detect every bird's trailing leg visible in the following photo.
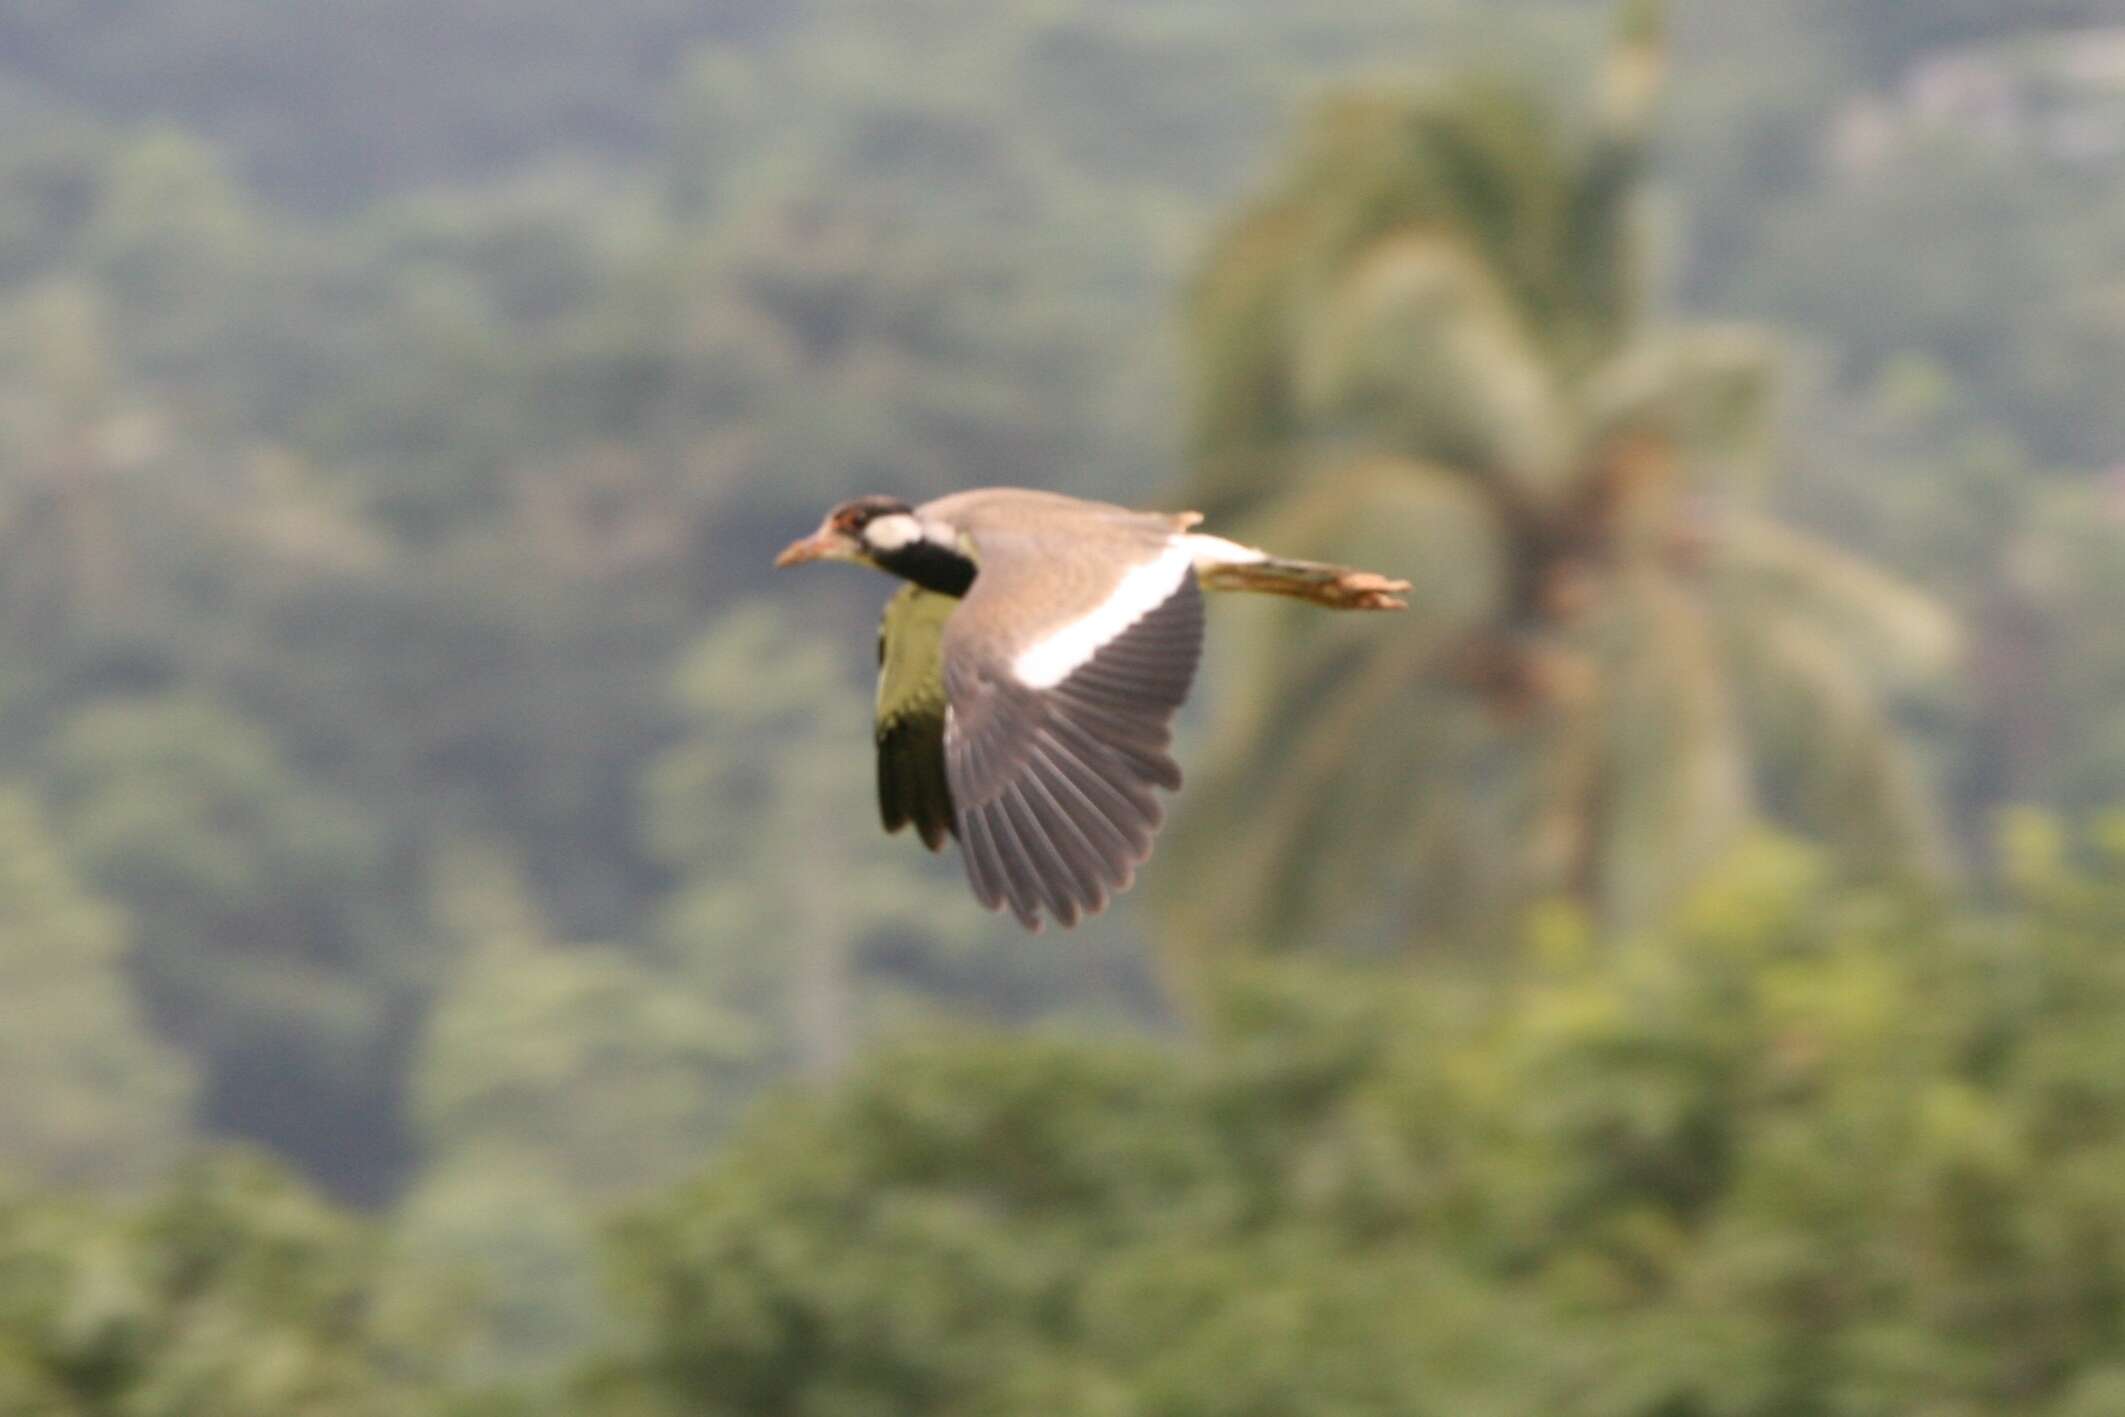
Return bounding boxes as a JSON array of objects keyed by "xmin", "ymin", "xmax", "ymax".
[{"xmin": 1185, "ymin": 533, "xmax": 1410, "ymax": 611}]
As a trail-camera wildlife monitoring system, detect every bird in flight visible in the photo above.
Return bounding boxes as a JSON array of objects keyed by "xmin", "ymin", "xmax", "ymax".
[{"xmin": 776, "ymin": 487, "xmax": 1408, "ymax": 930}]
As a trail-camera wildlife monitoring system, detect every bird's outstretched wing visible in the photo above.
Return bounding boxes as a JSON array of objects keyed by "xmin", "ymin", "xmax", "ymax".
[
  {"xmin": 938, "ymin": 538, "xmax": 1204, "ymax": 930},
  {"xmin": 875, "ymin": 584, "xmax": 957, "ymax": 851}
]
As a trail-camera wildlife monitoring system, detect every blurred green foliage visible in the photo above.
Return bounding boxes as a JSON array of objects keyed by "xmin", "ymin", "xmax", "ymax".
[
  {"xmin": 394, "ymin": 843, "xmax": 751, "ymax": 1373},
  {"xmin": 0, "ymin": 789, "xmax": 193, "ymax": 1189},
  {"xmin": 47, "ymin": 694, "xmax": 414, "ymax": 1189},
  {"xmin": 587, "ymin": 833, "xmax": 2125, "ymax": 1415},
  {"xmin": 0, "ymin": 1154, "xmax": 480, "ymax": 1415},
  {"xmin": 14, "ymin": 829, "xmax": 2125, "ymax": 1412},
  {"xmin": 0, "ymin": 0, "xmax": 2122, "ymax": 1406}
]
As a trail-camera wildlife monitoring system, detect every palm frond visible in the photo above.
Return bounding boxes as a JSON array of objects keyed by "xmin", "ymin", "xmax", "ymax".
[
  {"xmin": 1293, "ymin": 229, "xmax": 1573, "ymax": 502},
  {"xmin": 1600, "ymin": 0, "xmax": 1668, "ymax": 138},
  {"xmin": 1186, "ymin": 197, "xmax": 1312, "ymax": 521},
  {"xmin": 1594, "ymin": 568, "xmax": 1752, "ymax": 931},
  {"xmin": 1585, "ymin": 326, "xmax": 1778, "ymax": 486},
  {"xmin": 1726, "ymin": 604, "xmax": 1945, "ymax": 880},
  {"xmin": 1162, "ymin": 458, "xmax": 1503, "ymax": 967},
  {"xmin": 1565, "ymin": 0, "xmax": 1666, "ymax": 354},
  {"xmin": 1158, "ymin": 626, "xmax": 1471, "ymax": 976},
  {"xmin": 1717, "ymin": 512, "xmax": 1961, "ymax": 684}
]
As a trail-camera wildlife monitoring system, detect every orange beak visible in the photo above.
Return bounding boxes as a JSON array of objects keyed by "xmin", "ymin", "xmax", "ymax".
[{"xmin": 774, "ymin": 527, "xmax": 845, "ymax": 568}]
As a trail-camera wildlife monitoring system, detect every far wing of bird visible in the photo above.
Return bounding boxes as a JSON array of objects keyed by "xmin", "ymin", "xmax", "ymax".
[
  {"xmin": 938, "ymin": 532, "xmax": 1204, "ymax": 930},
  {"xmin": 875, "ymin": 583, "xmax": 958, "ymax": 851}
]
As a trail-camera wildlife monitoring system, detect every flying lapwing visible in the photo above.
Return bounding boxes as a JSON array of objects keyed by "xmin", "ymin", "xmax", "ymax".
[{"xmin": 775, "ymin": 487, "xmax": 1409, "ymax": 929}]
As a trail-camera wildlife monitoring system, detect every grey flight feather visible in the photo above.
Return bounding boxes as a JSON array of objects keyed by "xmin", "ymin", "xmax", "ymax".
[{"xmin": 940, "ymin": 557, "xmax": 1203, "ymax": 930}]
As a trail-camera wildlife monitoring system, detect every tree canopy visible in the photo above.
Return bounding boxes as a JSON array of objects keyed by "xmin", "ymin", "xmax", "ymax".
[{"xmin": 587, "ymin": 833, "xmax": 2125, "ymax": 1416}]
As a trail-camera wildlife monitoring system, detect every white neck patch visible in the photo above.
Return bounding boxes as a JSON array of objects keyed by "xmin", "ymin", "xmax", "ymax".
[
  {"xmin": 862, "ymin": 512, "xmax": 924, "ymax": 553},
  {"xmin": 1012, "ymin": 539, "xmax": 1192, "ymax": 689}
]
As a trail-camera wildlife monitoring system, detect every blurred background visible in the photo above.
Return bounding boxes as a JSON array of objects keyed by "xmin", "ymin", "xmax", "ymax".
[{"xmin": 4, "ymin": 0, "xmax": 2125, "ymax": 1411}]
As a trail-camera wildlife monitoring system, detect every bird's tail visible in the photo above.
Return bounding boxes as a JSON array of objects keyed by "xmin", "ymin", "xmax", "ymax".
[{"xmin": 1183, "ymin": 533, "xmax": 1409, "ymax": 611}]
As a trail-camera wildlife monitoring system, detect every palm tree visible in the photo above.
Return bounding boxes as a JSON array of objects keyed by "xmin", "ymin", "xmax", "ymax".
[{"xmin": 1160, "ymin": 0, "xmax": 1955, "ymax": 964}]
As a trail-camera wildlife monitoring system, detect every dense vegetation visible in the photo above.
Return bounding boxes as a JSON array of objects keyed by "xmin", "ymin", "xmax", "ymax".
[
  {"xmin": 588, "ymin": 833, "xmax": 2125, "ymax": 1416},
  {"xmin": 14, "ymin": 835, "xmax": 2125, "ymax": 1413},
  {"xmin": 3, "ymin": 0, "xmax": 2125, "ymax": 1406}
]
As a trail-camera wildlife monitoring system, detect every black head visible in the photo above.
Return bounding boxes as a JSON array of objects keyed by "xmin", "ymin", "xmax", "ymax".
[{"xmin": 774, "ymin": 494, "xmax": 976, "ymax": 596}]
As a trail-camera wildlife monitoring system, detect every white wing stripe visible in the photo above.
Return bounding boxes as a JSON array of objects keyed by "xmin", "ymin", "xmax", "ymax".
[
  {"xmin": 1011, "ymin": 540, "xmax": 1192, "ymax": 689},
  {"xmin": 1181, "ymin": 532, "xmax": 1266, "ymax": 569}
]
